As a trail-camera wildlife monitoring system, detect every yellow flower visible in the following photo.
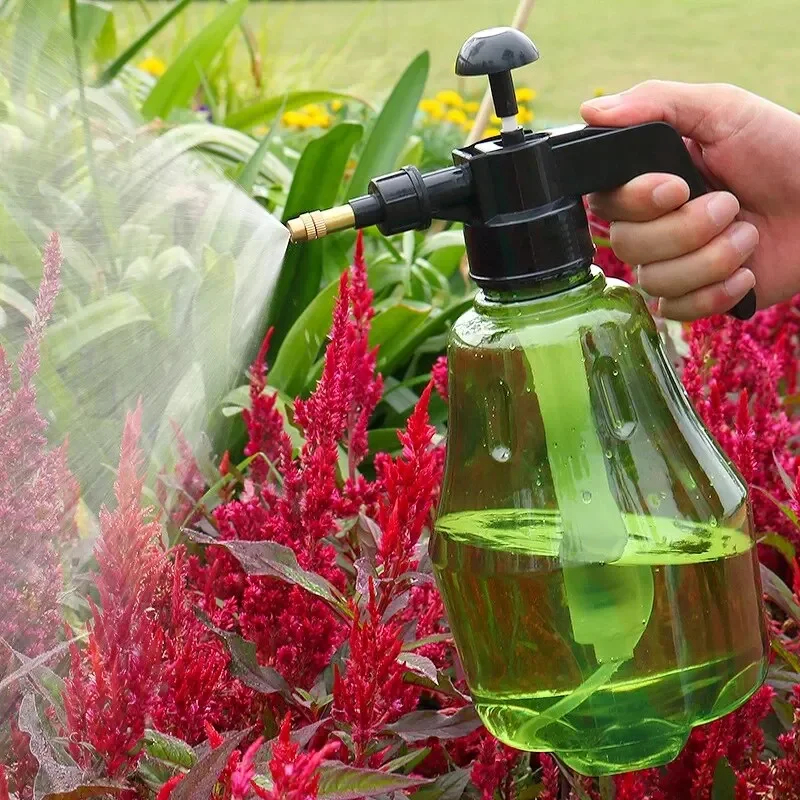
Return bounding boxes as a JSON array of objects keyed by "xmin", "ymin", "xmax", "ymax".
[
  {"xmin": 594, "ymin": 87, "xmax": 606, "ymax": 97},
  {"xmin": 464, "ymin": 101, "xmax": 480, "ymax": 113},
  {"xmin": 419, "ymin": 99, "xmax": 445, "ymax": 120},
  {"xmin": 515, "ymin": 87, "xmax": 537, "ymax": 103},
  {"xmin": 490, "ymin": 114, "xmax": 501, "ymax": 125},
  {"xmin": 484, "ymin": 127, "xmax": 501, "ymax": 138},
  {"xmin": 331, "ymin": 100, "xmax": 344, "ymax": 112},
  {"xmin": 445, "ymin": 108, "xmax": 468, "ymax": 125},
  {"xmin": 461, "ymin": 120, "xmax": 475, "ymax": 133},
  {"xmin": 282, "ymin": 110, "xmax": 308, "ymax": 128},
  {"xmin": 302, "ymin": 104, "xmax": 325, "ymax": 115},
  {"xmin": 517, "ymin": 107, "xmax": 535, "ymax": 124},
  {"xmin": 137, "ymin": 56, "xmax": 167, "ymax": 77},
  {"xmin": 436, "ymin": 90, "xmax": 463, "ymax": 108}
]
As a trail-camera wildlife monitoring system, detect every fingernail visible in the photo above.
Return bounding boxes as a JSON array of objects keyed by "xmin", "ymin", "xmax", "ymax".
[
  {"xmin": 724, "ymin": 268, "xmax": 756, "ymax": 298},
  {"xmin": 582, "ymin": 93, "xmax": 622, "ymax": 110},
  {"xmin": 729, "ymin": 222, "xmax": 759, "ymax": 256},
  {"xmin": 706, "ymin": 193, "xmax": 739, "ymax": 226},
  {"xmin": 652, "ymin": 179, "xmax": 689, "ymax": 210}
]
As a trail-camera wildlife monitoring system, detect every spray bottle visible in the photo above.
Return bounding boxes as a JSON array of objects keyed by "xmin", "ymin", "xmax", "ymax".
[{"xmin": 286, "ymin": 27, "xmax": 768, "ymax": 776}]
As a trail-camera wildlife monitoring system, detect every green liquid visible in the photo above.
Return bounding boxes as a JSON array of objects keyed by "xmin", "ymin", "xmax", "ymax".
[{"xmin": 431, "ymin": 509, "xmax": 767, "ymax": 776}]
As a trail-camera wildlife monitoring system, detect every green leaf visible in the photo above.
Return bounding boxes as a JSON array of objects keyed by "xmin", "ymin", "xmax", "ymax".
[
  {"xmin": 771, "ymin": 636, "xmax": 800, "ymax": 673},
  {"xmin": 237, "ymin": 128, "xmax": 278, "ymax": 195},
  {"xmin": 381, "ymin": 747, "xmax": 431, "ymax": 774},
  {"xmin": 142, "ymin": 730, "xmax": 197, "ymax": 770},
  {"xmin": 316, "ymin": 762, "xmax": 430, "ymax": 800},
  {"xmin": 370, "ymin": 301, "xmax": 433, "ymax": 374},
  {"xmin": 0, "ymin": 281, "xmax": 35, "ymax": 320},
  {"xmin": 419, "ymin": 231, "xmax": 466, "ymax": 278},
  {"xmin": 74, "ymin": 1, "xmax": 111, "ymax": 54},
  {"xmin": 761, "ymin": 532, "xmax": 796, "ymax": 567},
  {"xmin": 225, "ymin": 91, "xmax": 366, "ymax": 132},
  {"xmin": 12, "ymin": 0, "xmax": 62, "ymax": 95},
  {"xmin": 269, "ymin": 260, "xmax": 406, "ymax": 397},
  {"xmin": 0, "ymin": 638, "xmax": 80, "ymax": 695},
  {"xmin": 192, "ymin": 248, "xmax": 237, "ymax": 402},
  {"xmin": 268, "ymin": 123, "xmax": 362, "ymax": 348},
  {"xmin": 347, "ymin": 51, "xmax": 430, "ymax": 198},
  {"xmin": 141, "ymin": 0, "xmax": 249, "ymax": 121},
  {"xmin": 97, "ymin": 0, "xmax": 193, "ymax": 86},
  {"xmin": 712, "ymin": 757, "xmax": 736, "ymax": 800},
  {"xmin": 0, "ymin": 197, "xmax": 46, "ymax": 288},
  {"xmin": 171, "ymin": 729, "xmax": 249, "ymax": 800},
  {"xmin": 367, "ymin": 428, "xmax": 402, "ymax": 455},
  {"xmin": 45, "ymin": 293, "xmax": 151, "ymax": 365}
]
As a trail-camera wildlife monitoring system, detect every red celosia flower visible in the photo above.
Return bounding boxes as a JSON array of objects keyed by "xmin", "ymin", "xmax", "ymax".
[
  {"xmin": 0, "ymin": 232, "xmax": 77, "ymax": 687},
  {"xmin": 538, "ymin": 754, "xmax": 561, "ymax": 800},
  {"xmin": 254, "ymin": 716, "xmax": 336, "ymax": 800},
  {"xmin": 332, "ymin": 584, "xmax": 411, "ymax": 762},
  {"xmin": 432, "ymin": 355, "xmax": 448, "ymax": 402},
  {"xmin": 230, "ymin": 736, "xmax": 265, "ymax": 800},
  {"xmin": 63, "ymin": 404, "xmax": 166, "ymax": 778},
  {"xmin": 585, "ymin": 204, "xmax": 636, "ymax": 284},
  {"xmin": 374, "ymin": 384, "xmax": 444, "ymax": 598},
  {"xmin": 470, "ymin": 735, "xmax": 519, "ymax": 800}
]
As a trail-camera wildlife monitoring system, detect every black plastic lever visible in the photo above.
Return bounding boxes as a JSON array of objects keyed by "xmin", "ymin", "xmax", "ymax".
[{"xmin": 550, "ymin": 122, "xmax": 757, "ymax": 320}]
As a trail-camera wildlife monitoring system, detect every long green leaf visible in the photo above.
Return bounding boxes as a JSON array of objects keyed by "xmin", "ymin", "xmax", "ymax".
[
  {"xmin": 267, "ymin": 122, "xmax": 362, "ymax": 348},
  {"xmin": 269, "ymin": 261, "xmax": 406, "ymax": 397},
  {"xmin": 237, "ymin": 128, "xmax": 278, "ymax": 195},
  {"xmin": 346, "ymin": 51, "xmax": 429, "ymax": 198},
  {"xmin": 11, "ymin": 0, "xmax": 61, "ymax": 95},
  {"xmin": 45, "ymin": 293, "xmax": 151, "ymax": 364},
  {"xmin": 97, "ymin": 0, "xmax": 193, "ymax": 86},
  {"xmin": 226, "ymin": 90, "xmax": 366, "ymax": 131},
  {"xmin": 0, "ymin": 282, "xmax": 35, "ymax": 320},
  {"xmin": 141, "ymin": 0, "xmax": 248, "ymax": 121},
  {"xmin": 316, "ymin": 763, "xmax": 429, "ymax": 800},
  {"xmin": 370, "ymin": 301, "xmax": 433, "ymax": 374},
  {"xmin": 75, "ymin": 0, "xmax": 112, "ymax": 55}
]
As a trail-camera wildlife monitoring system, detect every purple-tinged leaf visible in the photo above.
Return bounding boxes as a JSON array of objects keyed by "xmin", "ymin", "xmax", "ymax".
[
  {"xmin": 382, "ymin": 591, "xmax": 410, "ymax": 623},
  {"xmin": 188, "ymin": 530, "xmax": 343, "ymax": 607},
  {"xmin": 0, "ymin": 637, "xmax": 80, "ymax": 695},
  {"xmin": 255, "ymin": 719, "xmax": 330, "ymax": 767},
  {"xmin": 761, "ymin": 532, "xmax": 797, "ymax": 567},
  {"xmin": 18, "ymin": 694, "xmax": 126, "ymax": 800},
  {"xmin": 397, "ymin": 653, "xmax": 438, "ymax": 684},
  {"xmin": 171, "ymin": 729, "xmax": 249, "ymax": 800},
  {"xmin": 401, "ymin": 671, "xmax": 470, "ymax": 702},
  {"xmin": 761, "ymin": 564, "xmax": 800, "ymax": 622},
  {"xmin": 381, "ymin": 747, "xmax": 431, "ymax": 774},
  {"xmin": 357, "ymin": 513, "xmax": 382, "ymax": 565},
  {"xmin": 195, "ymin": 610, "xmax": 292, "ymax": 699},
  {"xmin": 355, "ymin": 557, "xmax": 377, "ymax": 600},
  {"xmin": 316, "ymin": 761, "xmax": 430, "ymax": 799},
  {"xmin": 774, "ymin": 453, "xmax": 797, "ymax": 497},
  {"xmin": 387, "ymin": 706, "xmax": 482, "ymax": 743},
  {"xmin": 771, "ymin": 636, "xmax": 800, "ymax": 672},
  {"xmin": 401, "ymin": 634, "xmax": 452, "ymax": 652},
  {"xmin": 410, "ymin": 768, "xmax": 471, "ymax": 800}
]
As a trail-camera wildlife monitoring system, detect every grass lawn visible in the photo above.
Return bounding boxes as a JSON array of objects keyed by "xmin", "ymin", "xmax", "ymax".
[{"xmin": 115, "ymin": 0, "xmax": 800, "ymax": 123}]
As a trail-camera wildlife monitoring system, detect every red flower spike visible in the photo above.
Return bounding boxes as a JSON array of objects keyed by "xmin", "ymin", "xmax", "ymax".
[{"xmin": 156, "ymin": 774, "xmax": 184, "ymax": 800}]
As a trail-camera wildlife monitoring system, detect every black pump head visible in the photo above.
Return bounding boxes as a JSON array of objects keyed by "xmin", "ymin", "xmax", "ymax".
[{"xmin": 286, "ymin": 27, "xmax": 757, "ymax": 321}]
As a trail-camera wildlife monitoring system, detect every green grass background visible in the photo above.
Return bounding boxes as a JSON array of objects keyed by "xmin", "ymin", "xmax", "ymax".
[{"xmin": 115, "ymin": 0, "xmax": 800, "ymax": 122}]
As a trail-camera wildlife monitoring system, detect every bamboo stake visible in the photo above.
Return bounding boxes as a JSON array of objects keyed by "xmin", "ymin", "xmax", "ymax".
[{"xmin": 465, "ymin": 0, "xmax": 538, "ymax": 146}]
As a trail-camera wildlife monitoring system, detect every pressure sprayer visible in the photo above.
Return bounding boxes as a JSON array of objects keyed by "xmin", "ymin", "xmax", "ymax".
[{"xmin": 286, "ymin": 28, "xmax": 768, "ymax": 776}]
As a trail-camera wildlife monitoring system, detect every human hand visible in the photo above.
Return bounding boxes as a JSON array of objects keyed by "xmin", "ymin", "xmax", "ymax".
[{"xmin": 581, "ymin": 81, "xmax": 800, "ymax": 319}]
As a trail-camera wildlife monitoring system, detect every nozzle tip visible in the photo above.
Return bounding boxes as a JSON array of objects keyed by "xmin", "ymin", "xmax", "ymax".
[{"xmin": 286, "ymin": 206, "xmax": 356, "ymax": 243}]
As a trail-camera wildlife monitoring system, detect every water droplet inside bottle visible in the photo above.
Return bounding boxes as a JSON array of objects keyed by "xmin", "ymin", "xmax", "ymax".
[
  {"xmin": 647, "ymin": 493, "xmax": 662, "ymax": 509},
  {"xmin": 708, "ymin": 517, "xmax": 718, "ymax": 528},
  {"xmin": 491, "ymin": 445, "xmax": 511, "ymax": 463},
  {"xmin": 605, "ymin": 449, "xmax": 612, "ymax": 459},
  {"xmin": 581, "ymin": 491, "xmax": 592, "ymax": 504}
]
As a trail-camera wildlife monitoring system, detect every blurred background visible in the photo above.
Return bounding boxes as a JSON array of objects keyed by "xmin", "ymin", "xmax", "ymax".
[{"xmin": 115, "ymin": 0, "xmax": 800, "ymax": 123}]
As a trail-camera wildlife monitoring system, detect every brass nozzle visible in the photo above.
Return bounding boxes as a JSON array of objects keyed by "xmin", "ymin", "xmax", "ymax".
[{"xmin": 286, "ymin": 204, "xmax": 356, "ymax": 243}]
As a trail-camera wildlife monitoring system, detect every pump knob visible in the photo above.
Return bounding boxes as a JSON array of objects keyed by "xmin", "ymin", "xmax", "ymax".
[
  {"xmin": 456, "ymin": 28, "xmax": 539, "ymax": 137},
  {"xmin": 455, "ymin": 27, "xmax": 539, "ymax": 76}
]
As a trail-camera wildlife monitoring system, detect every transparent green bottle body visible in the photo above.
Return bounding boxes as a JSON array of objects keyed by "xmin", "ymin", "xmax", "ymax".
[{"xmin": 431, "ymin": 267, "xmax": 768, "ymax": 776}]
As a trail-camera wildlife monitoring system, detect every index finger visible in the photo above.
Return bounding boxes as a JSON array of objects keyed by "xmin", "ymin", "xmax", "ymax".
[{"xmin": 586, "ymin": 173, "xmax": 690, "ymax": 223}]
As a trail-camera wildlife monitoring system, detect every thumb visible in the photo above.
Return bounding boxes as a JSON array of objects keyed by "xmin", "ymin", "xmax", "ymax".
[{"xmin": 580, "ymin": 80, "xmax": 739, "ymax": 145}]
